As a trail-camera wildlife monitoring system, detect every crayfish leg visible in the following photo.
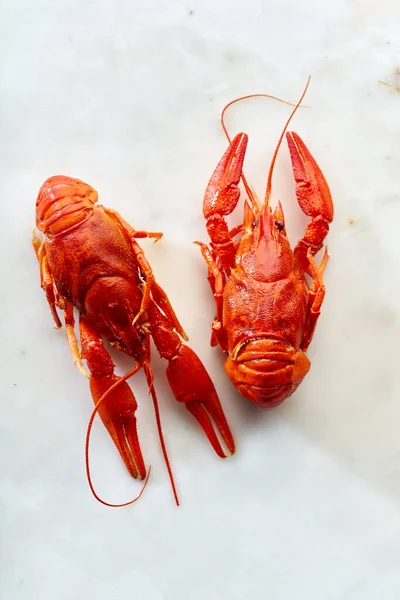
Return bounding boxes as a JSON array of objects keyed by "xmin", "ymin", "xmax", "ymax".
[
  {"xmin": 32, "ymin": 230, "xmax": 62, "ymax": 329},
  {"xmin": 193, "ymin": 242, "xmax": 227, "ymax": 351},
  {"xmin": 151, "ymin": 281, "xmax": 188, "ymax": 341},
  {"xmin": 64, "ymin": 302, "xmax": 89, "ymax": 378},
  {"xmin": 101, "ymin": 206, "xmax": 163, "ymax": 243},
  {"xmin": 301, "ymin": 248, "xmax": 329, "ymax": 351}
]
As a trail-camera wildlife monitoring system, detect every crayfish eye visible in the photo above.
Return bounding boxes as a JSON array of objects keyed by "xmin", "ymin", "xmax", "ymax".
[
  {"xmin": 275, "ymin": 219, "xmax": 284, "ymax": 231},
  {"xmin": 252, "ymin": 219, "xmax": 259, "ymax": 227}
]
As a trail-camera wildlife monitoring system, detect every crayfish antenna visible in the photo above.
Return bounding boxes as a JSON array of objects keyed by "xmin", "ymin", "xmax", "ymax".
[
  {"xmin": 143, "ymin": 363, "xmax": 180, "ymax": 507},
  {"xmin": 265, "ymin": 77, "xmax": 311, "ymax": 204},
  {"xmin": 220, "ymin": 92, "xmax": 309, "ymax": 144},
  {"xmin": 220, "ymin": 87, "xmax": 310, "ymax": 215},
  {"xmin": 85, "ymin": 366, "xmax": 151, "ymax": 508}
]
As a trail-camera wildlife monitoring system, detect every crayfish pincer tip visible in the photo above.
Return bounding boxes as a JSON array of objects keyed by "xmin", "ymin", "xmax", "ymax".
[
  {"xmin": 164, "ymin": 344, "xmax": 235, "ymax": 458},
  {"xmin": 186, "ymin": 399, "xmax": 235, "ymax": 459}
]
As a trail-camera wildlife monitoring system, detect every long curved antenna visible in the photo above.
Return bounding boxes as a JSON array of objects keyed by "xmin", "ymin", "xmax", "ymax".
[
  {"xmin": 85, "ymin": 365, "xmax": 151, "ymax": 508},
  {"xmin": 265, "ymin": 77, "xmax": 311, "ymax": 203},
  {"xmin": 221, "ymin": 93, "xmax": 307, "ymax": 143},
  {"xmin": 144, "ymin": 363, "xmax": 179, "ymax": 506}
]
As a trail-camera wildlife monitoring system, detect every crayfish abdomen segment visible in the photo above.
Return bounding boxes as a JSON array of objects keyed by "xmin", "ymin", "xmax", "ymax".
[{"xmin": 224, "ymin": 338, "xmax": 311, "ymax": 409}]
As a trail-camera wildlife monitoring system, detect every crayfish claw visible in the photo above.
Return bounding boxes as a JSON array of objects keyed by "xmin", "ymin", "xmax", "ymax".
[
  {"xmin": 286, "ymin": 131, "xmax": 333, "ymax": 265},
  {"xmin": 286, "ymin": 131, "xmax": 333, "ymax": 223},
  {"xmin": 186, "ymin": 402, "xmax": 226, "ymax": 458},
  {"xmin": 165, "ymin": 345, "xmax": 235, "ymax": 457},
  {"xmin": 79, "ymin": 315, "xmax": 146, "ymax": 479},
  {"xmin": 148, "ymin": 299, "xmax": 235, "ymax": 459},
  {"xmin": 187, "ymin": 397, "xmax": 235, "ymax": 457},
  {"xmin": 89, "ymin": 373, "xmax": 146, "ymax": 480}
]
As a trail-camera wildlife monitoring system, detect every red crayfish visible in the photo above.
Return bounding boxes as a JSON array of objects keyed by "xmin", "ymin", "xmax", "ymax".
[
  {"xmin": 196, "ymin": 80, "xmax": 334, "ymax": 409},
  {"xmin": 33, "ymin": 176, "xmax": 234, "ymax": 506}
]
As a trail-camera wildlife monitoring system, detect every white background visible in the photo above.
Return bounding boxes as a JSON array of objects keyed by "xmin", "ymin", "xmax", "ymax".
[{"xmin": 2, "ymin": 0, "xmax": 400, "ymax": 598}]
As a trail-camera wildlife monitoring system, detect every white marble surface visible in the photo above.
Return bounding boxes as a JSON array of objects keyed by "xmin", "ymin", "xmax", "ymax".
[{"xmin": 2, "ymin": 0, "xmax": 400, "ymax": 598}]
